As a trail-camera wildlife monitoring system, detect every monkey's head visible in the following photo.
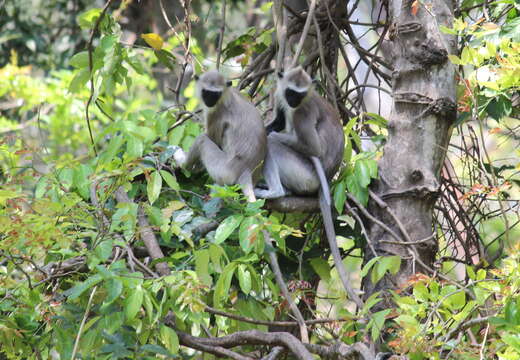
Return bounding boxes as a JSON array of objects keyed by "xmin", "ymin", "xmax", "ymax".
[
  {"xmin": 195, "ymin": 70, "xmax": 232, "ymax": 108},
  {"xmin": 277, "ymin": 66, "xmax": 312, "ymax": 108}
]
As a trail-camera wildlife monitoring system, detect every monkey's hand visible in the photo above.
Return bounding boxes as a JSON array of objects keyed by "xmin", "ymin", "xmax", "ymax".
[{"xmin": 169, "ymin": 145, "xmax": 187, "ymax": 168}]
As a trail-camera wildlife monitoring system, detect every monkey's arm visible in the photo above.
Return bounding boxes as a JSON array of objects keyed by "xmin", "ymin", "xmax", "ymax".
[
  {"xmin": 173, "ymin": 134, "xmax": 206, "ymax": 171},
  {"xmin": 269, "ymin": 118, "xmax": 322, "ymax": 158}
]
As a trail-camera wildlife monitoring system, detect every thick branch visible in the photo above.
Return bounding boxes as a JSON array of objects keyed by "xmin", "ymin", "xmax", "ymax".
[{"xmin": 114, "ymin": 188, "xmax": 171, "ymax": 276}]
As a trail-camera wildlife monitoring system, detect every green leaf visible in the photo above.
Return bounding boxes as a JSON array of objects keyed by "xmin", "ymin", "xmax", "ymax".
[
  {"xmin": 361, "ymin": 292, "xmax": 382, "ymax": 315},
  {"xmin": 213, "ymin": 263, "xmax": 237, "ymax": 308},
  {"xmin": 155, "ymin": 49, "xmax": 176, "ymax": 70},
  {"xmin": 371, "ymin": 256, "xmax": 401, "ymax": 284},
  {"xmin": 354, "ymin": 160, "xmax": 371, "ymax": 188},
  {"xmin": 310, "ymin": 258, "xmax": 331, "ymax": 282},
  {"xmin": 73, "ymin": 164, "xmax": 93, "ymax": 200},
  {"xmin": 65, "ymin": 274, "xmax": 103, "ymax": 300},
  {"xmin": 366, "ymin": 159, "xmax": 378, "ymax": 179},
  {"xmin": 69, "ymin": 51, "xmax": 89, "ymax": 68},
  {"xmin": 445, "ymin": 290, "xmax": 466, "ymax": 311},
  {"xmin": 95, "ymin": 239, "xmax": 113, "ymax": 262},
  {"xmin": 124, "ymin": 286, "xmax": 144, "ymax": 320},
  {"xmin": 440, "ymin": 25, "xmax": 458, "ymax": 35},
  {"xmin": 126, "ymin": 136, "xmax": 143, "ymax": 159},
  {"xmin": 103, "ymin": 279, "xmax": 123, "ymax": 308},
  {"xmin": 159, "ymin": 170, "xmax": 180, "ymax": 191},
  {"xmin": 215, "ymin": 215, "xmax": 244, "ymax": 244},
  {"xmin": 361, "ymin": 256, "xmax": 380, "ymax": 278},
  {"xmin": 370, "ymin": 309, "xmax": 391, "ymax": 341},
  {"xmin": 69, "ymin": 68, "xmax": 90, "ymax": 93},
  {"xmin": 77, "ymin": 8, "xmax": 102, "ymax": 30},
  {"xmin": 237, "ymin": 264, "xmax": 252, "ymax": 295},
  {"xmin": 346, "ymin": 173, "xmax": 368, "ymax": 206},
  {"xmin": 159, "ymin": 325, "xmax": 179, "ymax": 354},
  {"xmin": 147, "ymin": 171, "xmax": 162, "ymax": 205},
  {"xmin": 486, "ymin": 95, "xmax": 512, "ymax": 121},
  {"xmin": 239, "ymin": 216, "xmax": 260, "ymax": 253},
  {"xmin": 195, "ymin": 249, "xmax": 212, "ymax": 286},
  {"xmin": 333, "ymin": 180, "xmax": 346, "ymax": 214},
  {"xmin": 505, "ymin": 299, "xmax": 520, "ymax": 325},
  {"xmin": 413, "ymin": 282, "xmax": 429, "ymax": 302}
]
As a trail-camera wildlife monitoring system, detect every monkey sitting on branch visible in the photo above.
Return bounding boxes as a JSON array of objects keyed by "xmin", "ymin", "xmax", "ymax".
[
  {"xmin": 255, "ymin": 67, "xmax": 362, "ymax": 306},
  {"xmin": 172, "ymin": 70, "xmax": 267, "ymax": 202}
]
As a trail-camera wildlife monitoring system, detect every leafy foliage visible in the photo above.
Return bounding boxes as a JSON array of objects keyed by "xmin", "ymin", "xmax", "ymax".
[{"xmin": 0, "ymin": 0, "xmax": 519, "ymax": 359}]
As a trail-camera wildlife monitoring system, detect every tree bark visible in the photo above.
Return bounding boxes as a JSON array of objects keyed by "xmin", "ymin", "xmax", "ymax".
[{"xmin": 364, "ymin": 0, "xmax": 457, "ymax": 300}]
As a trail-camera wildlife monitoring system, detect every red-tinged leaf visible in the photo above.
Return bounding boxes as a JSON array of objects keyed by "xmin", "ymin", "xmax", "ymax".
[{"xmin": 411, "ymin": 0, "xmax": 419, "ymax": 15}]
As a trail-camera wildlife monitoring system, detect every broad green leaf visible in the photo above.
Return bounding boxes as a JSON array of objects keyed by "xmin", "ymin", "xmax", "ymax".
[
  {"xmin": 239, "ymin": 216, "xmax": 260, "ymax": 253},
  {"xmin": 333, "ymin": 180, "xmax": 346, "ymax": 214},
  {"xmin": 195, "ymin": 249, "xmax": 212, "ymax": 286},
  {"xmin": 215, "ymin": 215, "xmax": 244, "ymax": 244},
  {"xmin": 213, "ymin": 262, "xmax": 237, "ymax": 308},
  {"xmin": 237, "ymin": 264, "xmax": 252, "ymax": 295},
  {"xmin": 103, "ymin": 278, "xmax": 123, "ymax": 308},
  {"xmin": 370, "ymin": 309, "xmax": 391, "ymax": 341},
  {"xmin": 159, "ymin": 325, "xmax": 179, "ymax": 354},
  {"xmin": 159, "ymin": 170, "xmax": 180, "ymax": 191},
  {"xmin": 354, "ymin": 160, "xmax": 371, "ymax": 188},
  {"xmin": 69, "ymin": 68, "xmax": 90, "ymax": 93},
  {"xmin": 126, "ymin": 136, "xmax": 143, "ymax": 159},
  {"xmin": 73, "ymin": 164, "xmax": 93, "ymax": 200},
  {"xmin": 124, "ymin": 286, "xmax": 144, "ymax": 320},
  {"xmin": 65, "ymin": 274, "xmax": 103, "ymax": 300},
  {"xmin": 310, "ymin": 258, "xmax": 331, "ymax": 282},
  {"xmin": 367, "ymin": 159, "xmax": 378, "ymax": 179},
  {"xmin": 77, "ymin": 8, "xmax": 102, "ymax": 30},
  {"xmin": 69, "ymin": 51, "xmax": 89, "ymax": 68},
  {"xmin": 445, "ymin": 290, "xmax": 466, "ymax": 311},
  {"xmin": 361, "ymin": 256, "xmax": 380, "ymax": 278},
  {"xmin": 147, "ymin": 171, "xmax": 162, "ymax": 205},
  {"xmin": 371, "ymin": 256, "xmax": 401, "ymax": 284},
  {"xmin": 413, "ymin": 282, "xmax": 429, "ymax": 302}
]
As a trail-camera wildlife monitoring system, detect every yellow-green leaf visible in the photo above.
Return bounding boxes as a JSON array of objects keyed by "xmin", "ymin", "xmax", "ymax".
[{"xmin": 141, "ymin": 33, "xmax": 164, "ymax": 50}]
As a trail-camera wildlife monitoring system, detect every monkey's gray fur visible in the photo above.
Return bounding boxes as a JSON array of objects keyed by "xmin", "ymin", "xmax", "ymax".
[
  {"xmin": 256, "ymin": 67, "xmax": 362, "ymax": 306},
  {"xmin": 255, "ymin": 66, "xmax": 344, "ymax": 200},
  {"xmin": 173, "ymin": 70, "xmax": 267, "ymax": 202}
]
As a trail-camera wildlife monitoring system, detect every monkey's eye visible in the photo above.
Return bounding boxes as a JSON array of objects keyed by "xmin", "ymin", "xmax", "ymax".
[
  {"xmin": 202, "ymin": 89, "xmax": 222, "ymax": 107},
  {"xmin": 285, "ymin": 88, "xmax": 307, "ymax": 108}
]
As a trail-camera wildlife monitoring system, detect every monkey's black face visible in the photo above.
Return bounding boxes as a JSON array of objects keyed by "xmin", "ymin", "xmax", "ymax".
[
  {"xmin": 202, "ymin": 89, "xmax": 222, "ymax": 107},
  {"xmin": 285, "ymin": 88, "xmax": 307, "ymax": 108}
]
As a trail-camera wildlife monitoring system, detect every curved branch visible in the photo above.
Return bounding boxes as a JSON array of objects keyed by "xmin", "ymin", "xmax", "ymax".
[{"xmin": 176, "ymin": 329, "xmax": 314, "ymax": 360}]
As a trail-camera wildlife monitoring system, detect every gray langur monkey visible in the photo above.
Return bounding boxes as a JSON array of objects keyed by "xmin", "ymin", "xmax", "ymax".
[
  {"xmin": 173, "ymin": 70, "xmax": 267, "ymax": 202},
  {"xmin": 255, "ymin": 67, "xmax": 362, "ymax": 306},
  {"xmin": 255, "ymin": 66, "xmax": 344, "ymax": 201}
]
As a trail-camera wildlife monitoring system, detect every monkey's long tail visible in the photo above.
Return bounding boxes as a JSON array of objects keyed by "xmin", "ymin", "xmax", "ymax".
[
  {"xmin": 319, "ymin": 190, "xmax": 363, "ymax": 309},
  {"xmin": 311, "ymin": 156, "xmax": 331, "ymax": 206}
]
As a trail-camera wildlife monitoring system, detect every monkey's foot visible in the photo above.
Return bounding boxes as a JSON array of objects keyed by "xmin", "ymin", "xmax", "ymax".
[
  {"xmin": 169, "ymin": 145, "xmax": 187, "ymax": 167},
  {"xmin": 254, "ymin": 188, "xmax": 287, "ymax": 199}
]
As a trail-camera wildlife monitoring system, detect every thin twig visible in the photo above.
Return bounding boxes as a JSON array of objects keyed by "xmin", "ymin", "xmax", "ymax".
[
  {"xmin": 85, "ymin": 0, "xmax": 115, "ymax": 156},
  {"xmin": 263, "ymin": 231, "xmax": 309, "ymax": 343},
  {"xmin": 70, "ymin": 286, "xmax": 98, "ymax": 360},
  {"xmin": 291, "ymin": 0, "xmax": 317, "ymax": 68},
  {"xmin": 216, "ymin": 0, "xmax": 226, "ymax": 70}
]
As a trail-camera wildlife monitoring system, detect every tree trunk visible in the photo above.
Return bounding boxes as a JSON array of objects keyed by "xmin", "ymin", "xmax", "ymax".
[{"xmin": 364, "ymin": 0, "xmax": 457, "ymax": 300}]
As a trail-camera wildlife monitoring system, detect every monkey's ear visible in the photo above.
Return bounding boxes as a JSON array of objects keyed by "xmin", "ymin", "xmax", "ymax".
[
  {"xmin": 193, "ymin": 74, "xmax": 199, "ymax": 81},
  {"xmin": 277, "ymin": 71, "xmax": 284, "ymax": 79},
  {"xmin": 226, "ymin": 80, "xmax": 233, "ymax": 87},
  {"xmin": 312, "ymin": 78, "xmax": 319, "ymax": 85}
]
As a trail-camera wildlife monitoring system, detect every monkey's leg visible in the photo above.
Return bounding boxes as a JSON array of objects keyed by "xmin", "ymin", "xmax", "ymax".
[
  {"xmin": 254, "ymin": 140, "xmax": 287, "ymax": 199},
  {"xmin": 196, "ymin": 134, "xmax": 244, "ymax": 186},
  {"xmin": 237, "ymin": 170, "xmax": 256, "ymax": 202}
]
